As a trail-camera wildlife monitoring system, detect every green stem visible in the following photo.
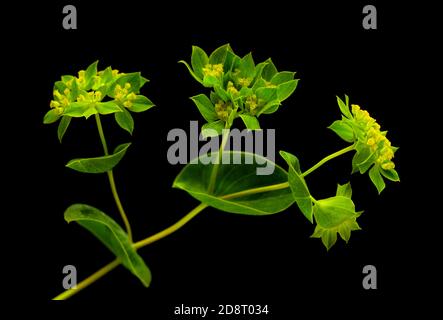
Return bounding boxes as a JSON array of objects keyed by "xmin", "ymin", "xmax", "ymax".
[
  {"xmin": 133, "ymin": 203, "xmax": 208, "ymax": 249},
  {"xmin": 52, "ymin": 144, "xmax": 354, "ymax": 300},
  {"xmin": 95, "ymin": 114, "xmax": 133, "ymax": 242},
  {"xmin": 207, "ymin": 123, "xmax": 230, "ymax": 194},
  {"xmin": 52, "ymin": 259, "xmax": 120, "ymax": 300},
  {"xmin": 301, "ymin": 144, "xmax": 354, "ymax": 178}
]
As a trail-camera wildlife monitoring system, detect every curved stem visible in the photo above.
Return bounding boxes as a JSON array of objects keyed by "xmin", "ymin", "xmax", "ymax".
[
  {"xmin": 52, "ymin": 259, "xmax": 120, "ymax": 300},
  {"xmin": 221, "ymin": 182, "xmax": 289, "ymax": 200},
  {"xmin": 207, "ymin": 124, "xmax": 231, "ymax": 194},
  {"xmin": 133, "ymin": 203, "xmax": 208, "ymax": 250},
  {"xmin": 53, "ymin": 144, "xmax": 355, "ymax": 300},
  {"xmin": 301, "ymin": 144, "xmax": 354, "ymax": 178},
  {"xmin": 95, "ymin": 114, "xmax": 133, "ymax": 242}
]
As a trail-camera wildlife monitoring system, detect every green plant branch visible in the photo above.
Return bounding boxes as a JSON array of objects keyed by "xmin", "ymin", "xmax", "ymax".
[
  {"xmin": 95, "ymin": 114, "xmax": 133, "ymax": 242},
  {"xmin": 52, "ymin": 144, "xmax": 354, "ymax": 300},
  {"xmin": 53, "ymin": 259, "xmax": 120, "ymax": 300},
  {"xmin": 301, "ymin": 144, "xmax": 355, "ymax": 177},
  {"xmin": 207, "ymin": 122, "xmax": 231, "ymax": 194},
  {"xmin": 133, "ymin": 203, "xmax": 208, "ymax": 249}
]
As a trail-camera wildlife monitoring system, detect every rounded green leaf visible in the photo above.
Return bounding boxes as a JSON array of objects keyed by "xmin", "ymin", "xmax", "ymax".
[
  {"xmin": 173, "ymin": 151, "xmax": 294, "ymax": 215},
  {"xmin": 65, "ymin": 204, "xmax": 151, "ymax": 287},
  {"xmin": 314, "ymin": 196, "xmax": 357, "ymax": 228},
  {"xmin": 66, "ymin": 143, "xmax": 131, "ymax": 173}
]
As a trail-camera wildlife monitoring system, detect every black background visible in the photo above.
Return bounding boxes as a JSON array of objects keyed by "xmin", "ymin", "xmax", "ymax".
[{"xmin": 4, "ymin": 0, "xmax": 432, "ymax": 314}]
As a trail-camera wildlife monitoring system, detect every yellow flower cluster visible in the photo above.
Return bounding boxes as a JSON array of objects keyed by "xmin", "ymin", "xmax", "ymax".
[
  {"xmin": 50, "ymin": 89, "xmax": 70, "ymax": 114},
  {"xmin": 77, "ymin": 91, "xmax": 102, "ymax": 103},
  {"xmin": 351, "ymin": 104, "xmax": 395, "ymax": 170},
  {"xmin": 202, "ymin": 64, "xmax": 224, "ymax": 78},
  {"xmin": 227, "ymin": 81, "xmax": 239, "ymax": 96},
  {"xmin": 238, "ymin": 77, "xmax": 252, "ymax": 87},
  {"xmin": 114, "ymin": 83, "xmax": 137, "ymax": 108},
  {"xmin": 245, "ymin": 94, "xmax": 258, "ymax": 115},
  {"xmin": 214, "ymin": 100, "xmax": 233, "ymax": 121}
]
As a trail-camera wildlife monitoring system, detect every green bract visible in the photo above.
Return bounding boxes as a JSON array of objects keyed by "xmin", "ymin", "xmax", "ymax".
[
  {"xmin": 179, "ymin": 44, "xmax": 298, "ymax": 135},
  {"xmin": 310, "ymin": 183, "xmax": 362, "ymax": 250},
  {"xmin": 329, "ymin": 95, "xmax": 400, "ymax": 193},
  {"xmin": 44, "ymin": 61, "xmax": 154, "ymax": 138}
]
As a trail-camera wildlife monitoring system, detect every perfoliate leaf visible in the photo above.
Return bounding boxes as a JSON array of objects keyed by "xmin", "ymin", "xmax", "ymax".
[
  {"xmin": 239, "ymin": 114, "xmax": 260, "ymax": 130},
  {"xmin": 314, "ymin": 196, "xmax": 357, "ymax": 228},
  {"xmin": 173, "ymin": 151, "xmax": 295, "ymax": 215},
  {"xmin": 115, "ymin": 107, "xmax": 134, "ymax": 134},
  {"xmin": 65, "ymin": 204, "xmax": 151, "ymax": 287},
  {"xmin": 279, "ymin": 150, "xmax": 313, "ymax": 222},
  {"xmin": 191, "ymin": 46, "xmax": 209, "ymax": 80},
  {"xmin": 311, "ymin": 196, "xmax": 362, "ymax": 250},
  {"xmin": 190, "ymin": 94, "xmax": 218, "ymax": 122},
  {"xmin": 57, "ymin": 116, "xmax": 71, "ymax": 142},
  {"xmin": 369, "ymin": 165, "xmax": 386, "ymax": 194},
  {"xmin": 66, "ymin": 143, "xmax": 131, "ymax": 174}
]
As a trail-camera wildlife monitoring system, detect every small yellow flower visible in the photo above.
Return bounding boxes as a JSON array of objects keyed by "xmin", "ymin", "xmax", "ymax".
[
  {"xmin": 238, "ymin": 77, "xmax": 252, "ymax": 87},
  {"xmin": 50, "ymin": 100, "xmax": 60, "ymax": 108},
  {"xmin": 202, "ymin": 64, "xmax": 224, "ymax": 78},
  {"xmin": 214, "ymin": 100, "xmax": 232, "ymax": 121},
  {"xmin": 245, "ymin": 95, "xmax": 258, "ymax": 115},
  {"xmin": 124, "ymin": 83, "xmax": 131, "ymax": 89},
  {"xmin": 227, "ymin": 81, "xmax": 239, "ymax": 96},
  {"xmin": 123, "ymin": 100, "xmax": 132, "ymax": 108}
]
